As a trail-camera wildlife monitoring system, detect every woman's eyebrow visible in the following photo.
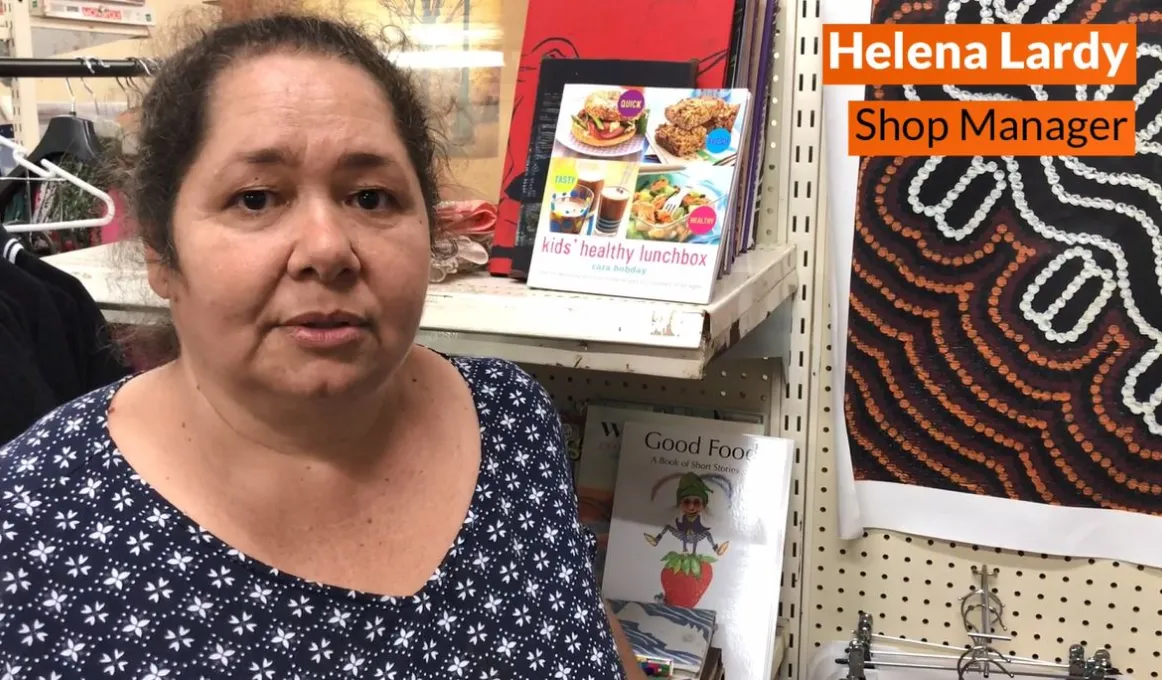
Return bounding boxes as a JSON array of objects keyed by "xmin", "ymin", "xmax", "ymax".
[
  {"xmin": 223, "ymin": 149, "xmax": 402, "ymax": 173},
  {"xmin": 233, "ymin": 147, "xmax": 295, "ymax": 167},
  {"xmin": 335, "ymin": 151, "xmax": 398, "ymax": 171}
]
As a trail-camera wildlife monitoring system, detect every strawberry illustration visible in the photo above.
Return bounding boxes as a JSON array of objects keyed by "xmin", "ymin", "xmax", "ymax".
[{"xmin": 658, "ymin": 551, "xmax": 716, "ymax": 608}]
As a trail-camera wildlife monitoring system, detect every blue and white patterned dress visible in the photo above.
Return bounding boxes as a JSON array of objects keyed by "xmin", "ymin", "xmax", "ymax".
[{"xmin": 0, "ymin": 356, "xmax": 625, "ymax": 680}]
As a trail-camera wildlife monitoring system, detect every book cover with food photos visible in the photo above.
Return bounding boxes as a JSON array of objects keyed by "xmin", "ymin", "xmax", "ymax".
[{"xmin": 526, "ymin": 84, "xmax": 752, "ymax": 304}]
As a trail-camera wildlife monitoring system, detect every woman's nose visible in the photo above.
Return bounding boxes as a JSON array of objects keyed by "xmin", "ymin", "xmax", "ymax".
[{"xmin": 286, "ymin": 199, "xmax": 361, "ymax": 284}]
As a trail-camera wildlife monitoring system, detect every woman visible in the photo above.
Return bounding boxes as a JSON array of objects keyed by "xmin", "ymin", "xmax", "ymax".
[{"xmin": 0, "ymin": 15, "xmax": 643, "ymax": 680}]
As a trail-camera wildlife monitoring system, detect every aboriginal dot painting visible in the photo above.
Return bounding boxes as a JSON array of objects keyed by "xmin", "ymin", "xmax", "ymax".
[{"xmin": 840, "ymin": 0, "xmax": 1162, "ymax": 564}]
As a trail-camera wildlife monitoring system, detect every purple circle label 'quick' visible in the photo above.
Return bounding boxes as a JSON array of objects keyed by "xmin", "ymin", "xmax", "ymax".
[
  {"xmin": 688, "ymin": 206, "xmax": 717, "ymax": 236},
  {"xmin": 617, "ymin": 89, "xmax": 646, "ymax": 118}
]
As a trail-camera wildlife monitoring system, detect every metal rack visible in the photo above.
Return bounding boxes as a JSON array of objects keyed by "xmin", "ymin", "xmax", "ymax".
[
  {"xmin": 0, "ymin": 0, "xmax": 153, "ymax": 148},
  {"xmin": 0, "ymin": 56, "xmax": 155, "ymax": 78},
  {"xmin": 834, "ymin": 568, "xmax": 1119, "ymax": 680}
]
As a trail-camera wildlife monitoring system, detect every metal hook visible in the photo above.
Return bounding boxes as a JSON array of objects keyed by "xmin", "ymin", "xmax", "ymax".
[
  {"xmin": 90, "ymin": 58, "xmax": 106, "ymax": 116},
  {"xmin": 64, "ymin": 78, "xmax": 76, "ymax": 116},
  {"xmin": 125, "ymin": 59, "xmax": 141, "ymax": 98},
  {"xmin": 114, "ymin": 76, "xmax": 130, "ymax": 109},
  {"xmin": 77, "ymin": 57, "xmax": 97, "ymax": 116},
  {"xmin": 127, "ymin": 58, "xmax": 152, "ymax": 99}
]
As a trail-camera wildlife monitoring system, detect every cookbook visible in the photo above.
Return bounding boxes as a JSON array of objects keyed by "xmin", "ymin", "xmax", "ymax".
[
  {"xmin": 507, "ymin": 59, "xmax": 699, "ymax": 280},
  {"xmin": 526, "ymin": 85, "xmax": 752, "ymax": 304}
]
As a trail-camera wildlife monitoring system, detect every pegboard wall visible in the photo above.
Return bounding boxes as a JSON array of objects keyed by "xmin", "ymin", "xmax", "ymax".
[{"xmin": 776, "ymin": 3, "xmax": 1162, "ymax": 680}]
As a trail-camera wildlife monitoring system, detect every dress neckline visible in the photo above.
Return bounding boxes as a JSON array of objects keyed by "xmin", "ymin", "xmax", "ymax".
[{"xmin": 97, "ymin": 353, "xmax": 487, "ymax": 605}]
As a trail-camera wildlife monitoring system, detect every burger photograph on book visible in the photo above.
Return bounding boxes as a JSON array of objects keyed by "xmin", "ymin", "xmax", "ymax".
[{"xmin": 556, "ymin": 86, "xmax": 649, "ymax": 159}]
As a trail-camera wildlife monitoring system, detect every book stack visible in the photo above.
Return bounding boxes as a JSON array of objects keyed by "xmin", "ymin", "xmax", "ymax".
[{"xmin": 608, "ymin": 599, "xmax": 723, "ymax": 679}]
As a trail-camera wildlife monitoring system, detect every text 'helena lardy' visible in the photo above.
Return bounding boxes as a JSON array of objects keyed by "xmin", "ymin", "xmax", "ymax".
[{"xmin": 828, "ymin": 30, "xmax": 1130, "ymax": 78}]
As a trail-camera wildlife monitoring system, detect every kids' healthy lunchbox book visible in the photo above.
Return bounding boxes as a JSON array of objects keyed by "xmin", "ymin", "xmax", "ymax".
[{"xmin": 526, "ymin": 85, "xmax": 751, "ymax": 305}]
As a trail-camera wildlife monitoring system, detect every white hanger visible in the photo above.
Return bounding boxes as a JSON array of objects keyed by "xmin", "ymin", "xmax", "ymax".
[{"xmin": 0, "ymin": 135, "xmax": 115, "ymax": 234}]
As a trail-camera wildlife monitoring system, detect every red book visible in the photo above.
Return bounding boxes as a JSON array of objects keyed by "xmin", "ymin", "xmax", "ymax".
[{"xmin": 488, "ymin": 0, "xmax": 736, "ymax": 277}]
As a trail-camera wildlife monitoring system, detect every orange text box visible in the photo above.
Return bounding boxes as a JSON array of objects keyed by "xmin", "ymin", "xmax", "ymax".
[
  {"xmin": 847, "ymin": 101, "xmax": 1136, "ymax": 157},
  {"xmin": 824, "ymin": 24, "xmax": 1137, "ymax": 85}
]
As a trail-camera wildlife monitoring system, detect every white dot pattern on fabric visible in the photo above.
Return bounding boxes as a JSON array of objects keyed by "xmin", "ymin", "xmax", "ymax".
[{"xmin": 0, "ymin": 356, "xmax": 623, "ymax": 680}]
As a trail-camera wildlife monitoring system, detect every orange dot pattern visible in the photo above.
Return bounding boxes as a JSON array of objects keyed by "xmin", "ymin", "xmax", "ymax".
[{"xmin": 846, "ymin": 1, "xmax": 1162, "ymax": 513}]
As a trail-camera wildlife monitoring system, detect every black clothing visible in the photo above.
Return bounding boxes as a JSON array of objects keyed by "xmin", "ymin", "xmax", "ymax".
[
  {"xmin": 14, "ymin": 248, "xmax": 130, "ymax": 389},
  {"xmin": 0, "ymin": 292, "xmax": 56, "ymax": 441},
  {"xmin": 0, "ymin": 258, "xmax": 81, "ymax": 401},
  {"xmin": 0, "ymin": 238, "xmax": 131, "ymax": 445}
]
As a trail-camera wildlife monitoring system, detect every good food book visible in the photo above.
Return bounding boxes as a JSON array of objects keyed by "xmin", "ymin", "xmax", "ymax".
[
  {"xmin": 577, "ymin": 403, "xmax": 766, "ymax": 581},
  {"xmin": 526, "ymin": 85, "xmax": 752, "ymax": 305},
  {"xmin": 601, "ymin": 421, "xmax": 794, "ymax": 680}
]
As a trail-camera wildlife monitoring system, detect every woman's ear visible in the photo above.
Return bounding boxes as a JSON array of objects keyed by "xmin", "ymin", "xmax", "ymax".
[{"xmin": 143, "ymin": 245, "xmax": 173, "ymax": 301}]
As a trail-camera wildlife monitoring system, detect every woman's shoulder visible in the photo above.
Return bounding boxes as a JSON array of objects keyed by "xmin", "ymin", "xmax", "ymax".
[
  {"xmin": 0, "ymin": 381, "xmax": 122, "ymax": 502},
  {"xmin": 446, "ymin": 355, "xmax": 566, "ymax": 450},
  {"xmin": 448, "ymin": 355, "xmax": 556, "ymax": 412}
]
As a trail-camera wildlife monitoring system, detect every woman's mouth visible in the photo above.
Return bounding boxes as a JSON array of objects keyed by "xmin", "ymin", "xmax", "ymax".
[{"xmin": 282, "ymin": 312, "xmax": 369, "ymax": 349}]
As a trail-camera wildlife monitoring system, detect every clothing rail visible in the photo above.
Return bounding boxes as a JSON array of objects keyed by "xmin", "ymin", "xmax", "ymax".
[{"xmin": 0, "ymin": 57, "xmax": 158, "ymax": 79}]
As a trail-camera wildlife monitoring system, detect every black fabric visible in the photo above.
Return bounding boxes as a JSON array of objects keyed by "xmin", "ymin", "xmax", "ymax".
[
  {"xmin": 0, "ymin": 293, "xmax": 56, "ymax": 444},
  {"xmin": 0, "ymin": 258, "xmax": 82, "ymax": 402},
  {"xmin": 14, "ymin": 249, "xmax": 130, "ymax": 390}
]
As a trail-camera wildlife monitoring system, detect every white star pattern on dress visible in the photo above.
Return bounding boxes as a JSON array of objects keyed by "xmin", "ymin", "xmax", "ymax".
[{"xmin": 0, "ymin": 356, "xmax": 624, "ymax": 680}]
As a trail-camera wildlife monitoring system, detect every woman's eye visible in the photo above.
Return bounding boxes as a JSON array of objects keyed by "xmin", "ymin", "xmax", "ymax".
[
  {"xmin": 234, "ymin": 190, "xmax": 273, "ymax": 212},
  {"xmin": 350, "ymin": 189, "xmax": 394, "ymax": 211}
]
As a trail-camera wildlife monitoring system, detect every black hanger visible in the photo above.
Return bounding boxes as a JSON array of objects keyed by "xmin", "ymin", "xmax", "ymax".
[
  {"xmin": 28, "ymin": 115, "xmax": 101, "ymax": 165},
  {"xmin": 0, "ymin": 115, "xmax": 102, "ymax": 218}
]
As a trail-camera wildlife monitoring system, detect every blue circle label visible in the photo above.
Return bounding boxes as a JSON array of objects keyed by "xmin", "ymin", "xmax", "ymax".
[{"xmin": 705, "ymin": 127, "xmax": 731, "ymax": 154}]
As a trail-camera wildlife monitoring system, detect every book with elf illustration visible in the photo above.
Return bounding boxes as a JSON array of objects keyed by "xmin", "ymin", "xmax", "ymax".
[
  {"xmin": 577, "ymin": 404, "xmax": 766, "ymax": 580},
  {"xmin": 526, "ymin": 84, "xmax": 752, "ymax": 304},
  {"xmin": 601, "ymin": 420, "xmax": 794, "ymax": 680}
]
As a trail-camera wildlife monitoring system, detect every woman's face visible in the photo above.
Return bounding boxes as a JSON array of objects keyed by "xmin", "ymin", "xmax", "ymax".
[{"xmin": 147, "ymin": 52, "xmax": 431, "ymax": 399}]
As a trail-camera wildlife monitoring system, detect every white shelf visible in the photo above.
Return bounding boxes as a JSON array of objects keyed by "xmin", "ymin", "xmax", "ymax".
[
  {"xmin": 31, "ymin": 16, "xmax": 148, "ymax": 36},
  {"xmin": 27, "ymin": 18, "xmax": 149, "ymax": 56},
  {"xmin": 45, "ymin": 242, "xmax": 798, "ymax": 379}
]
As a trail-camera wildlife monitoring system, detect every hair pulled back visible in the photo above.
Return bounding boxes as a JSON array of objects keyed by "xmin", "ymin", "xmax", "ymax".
[{"xmin": 124, "ymin": 12, "xmax": 444, "ymax": 269}]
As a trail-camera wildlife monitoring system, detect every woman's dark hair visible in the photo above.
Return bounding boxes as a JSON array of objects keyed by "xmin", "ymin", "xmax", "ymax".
[{"xmin": 124, "ymin": 12, "xmax": 445, "ymax": 270}]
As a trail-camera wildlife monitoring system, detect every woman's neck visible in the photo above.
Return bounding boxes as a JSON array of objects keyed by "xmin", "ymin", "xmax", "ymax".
[{"xmin": 164, "ymin": 356, "xmax": 410, "ymax": 471}]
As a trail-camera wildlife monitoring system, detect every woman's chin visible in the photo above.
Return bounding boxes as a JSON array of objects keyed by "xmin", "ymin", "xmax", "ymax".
[{"xmin": 264, "ymin": 363, "xmax": 390, "ymax": 401}]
